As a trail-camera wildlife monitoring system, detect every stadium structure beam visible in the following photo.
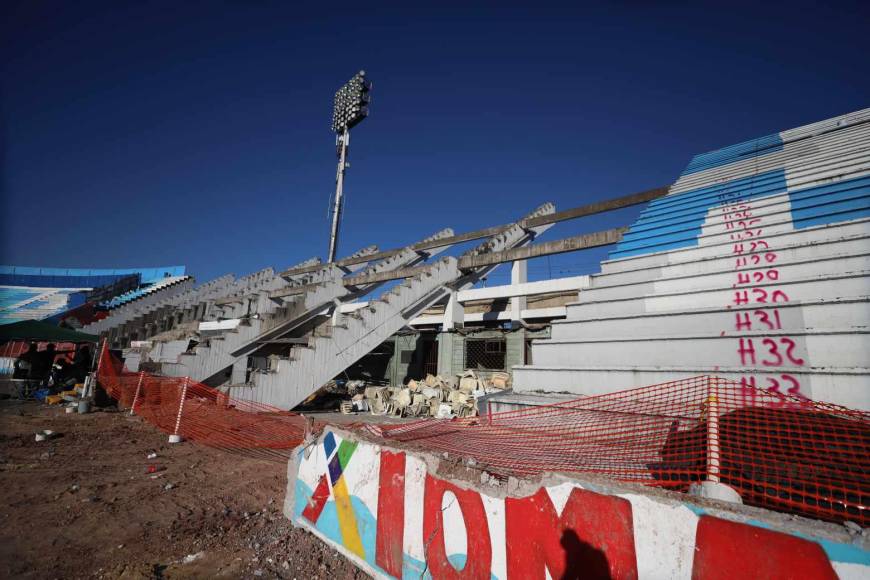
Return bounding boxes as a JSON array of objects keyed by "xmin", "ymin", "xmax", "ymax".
[
  {"xmin": 280, "ymin": 185, "xmax": 668, "ymax": 278},
  {"xmin": 342, "ymin": 227, "xmax": 627, "ymax": 286}
]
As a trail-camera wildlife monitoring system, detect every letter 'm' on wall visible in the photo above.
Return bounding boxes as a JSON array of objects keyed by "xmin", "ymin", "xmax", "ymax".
[
  {"xmin": 505, "ymin": 487, "xmax": 639, "ymax": 580},
  {"xmin": 691, "ymin": 516, "xmax": 838, "ymax": 579},
  {"xmin": 423, "ymin": 474, "xmax": 492, "ymax": 580}
]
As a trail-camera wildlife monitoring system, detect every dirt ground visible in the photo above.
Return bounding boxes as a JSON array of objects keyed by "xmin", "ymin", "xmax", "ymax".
[{"xmin": 0, "ymin": 400, "xmax": 370, "ymax": 579}]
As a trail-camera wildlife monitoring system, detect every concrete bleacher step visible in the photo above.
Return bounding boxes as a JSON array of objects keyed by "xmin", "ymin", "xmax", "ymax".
[
  {"xmin": 550, "ymin": 297, "xmax": 870, "ymax": 340},
  {"xmin": 582, "ymin": 251, "xmax": 869, "ymax": 301},
  {"xmin": 598, "ymin": 218, "xmax": 870, "ymax": 275},
  {"xmin": 512, "ymin": 365, "xmax": 870, "ymax": 411},
  {"xmin": 615, "ymin": 208, "xmax": 868, "ymax": 263},
  {"xmin": 670, "ymin": 119, "xmax": 870, "ymax": 191},
  {"xmin": 530, "ymin": 327, "xmax": 869, "ymax": 368},
  {"xmin": 588, "ymin": 231, "xmax": 870, "ymax": 287},
  {"xmin": 622, "ymin": 184, "xmax": 869, "ymax": 246},
  {"xmin": 84, "ymin": 276, "xmax": 200, "ymax": 334},
  {"xmin": 633, "ymin": 161, "xmax": 869, "ymax": 231},
  {"xmin": 567, "ymin": 270, "xmax": 870, "ymax": 318}
]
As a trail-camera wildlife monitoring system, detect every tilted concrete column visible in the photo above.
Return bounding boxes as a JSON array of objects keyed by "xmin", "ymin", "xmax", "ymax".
[
  {"xmin": 442, "ymin": 290, "xmax": 464, "ymax": 330},
  {"xmin": 510, "ymin": 260, "xmax": 527, "ymax": 324},
  {"xmin": 436, "ymin": 332, "xmax": 456, "ymax": 377},
  {"xmin": 330, "ymin": 299, "xmax": 344, "ymax": 327}
]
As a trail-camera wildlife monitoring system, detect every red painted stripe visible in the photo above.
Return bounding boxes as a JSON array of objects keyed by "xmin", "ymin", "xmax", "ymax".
[
  {"xmin": 302, "ymin": 475, "xmax": 330, "ymax": 523},
  {"xmin": 376, "ymin": 451, "xmax": 406, "ymax": 578},
  {"xmin": 692, "ymin": 516, "xmax": 837, "ymax": 579}
]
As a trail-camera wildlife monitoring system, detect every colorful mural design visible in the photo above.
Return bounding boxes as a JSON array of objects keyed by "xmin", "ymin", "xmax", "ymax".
[{"xmin": 288, "ymin": 428, "xmax": 869, "ymax": 580}]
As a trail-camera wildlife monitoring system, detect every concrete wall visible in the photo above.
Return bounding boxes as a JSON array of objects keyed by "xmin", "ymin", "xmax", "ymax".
[
  {"xmin": 286, "ymin": 427, "xmax": 869, "ymax": 579},
  {"xmin": 348, "ymin": 327, "xmax": 550, "ymax": 387},
  {"xmin": 436, "ymin": 328, "xmax": 548, "ymax": 380}
]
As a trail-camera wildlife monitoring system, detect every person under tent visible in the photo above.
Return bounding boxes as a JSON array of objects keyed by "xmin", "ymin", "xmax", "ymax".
[{"xmin": 12, "ymin": 342, "xmax": 38, "ymax": 379}]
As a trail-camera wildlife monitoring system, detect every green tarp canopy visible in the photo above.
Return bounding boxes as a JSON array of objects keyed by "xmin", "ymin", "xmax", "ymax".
[{"xmin": 0, "ymin": 320, "xmax": 99, "ymax": 343}]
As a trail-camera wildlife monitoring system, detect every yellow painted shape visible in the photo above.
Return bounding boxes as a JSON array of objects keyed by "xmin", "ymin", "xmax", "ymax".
[{"xmin": 332, "ymin": 476, "xmax": 365, "ymax": 559}]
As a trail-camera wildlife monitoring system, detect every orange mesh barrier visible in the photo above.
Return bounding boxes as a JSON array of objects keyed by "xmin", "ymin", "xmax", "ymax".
[
  {"xmin": 97, "ymin": 348, "xmax": 869, "ymax": 525},
  {"xmin": 370, "ymin": 376, "xmax": 870, "ymax": 526},
  {"xmin": 97, "ymin": 348, "xmax": 307, "ymax": 461}
]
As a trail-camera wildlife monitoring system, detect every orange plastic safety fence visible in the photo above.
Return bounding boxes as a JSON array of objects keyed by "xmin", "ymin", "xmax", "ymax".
[
  {"xmin": 97, "ymin": 348, "xmax": 306, "ymax": 462},
  {"xmin": 369, "ymin": 375, "xmax": 870, "ymax": 526},
  {"xmin": 97, "ymin": 348, "xmax": 869, "ymax": 526}
]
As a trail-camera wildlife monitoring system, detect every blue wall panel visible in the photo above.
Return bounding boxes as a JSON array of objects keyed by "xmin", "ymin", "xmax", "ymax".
[
  {"xmin": 610, "ymin": 169, "xmax": 787, "ymax": 259},
  {"xmin": 790, "ymin": 175, "xmax": 870, "ymax": 229},
  {"xmin": 0, "ymin": 265, "xmax": 185, "ymax": 287},
  {"xmin": 680, "ymin": 133, "xmax": 783, "ymax": 176}
]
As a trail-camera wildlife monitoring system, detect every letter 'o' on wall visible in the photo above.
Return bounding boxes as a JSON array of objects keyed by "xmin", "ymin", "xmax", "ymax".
[{"xmin": 423, "ymin": 474, "xmax": 493, "ymax": 580}]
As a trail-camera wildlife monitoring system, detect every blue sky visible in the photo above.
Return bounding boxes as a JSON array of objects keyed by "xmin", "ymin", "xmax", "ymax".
[{"xmin": 2, "ymin": 1, "xmax": 868, "ymax": 285}]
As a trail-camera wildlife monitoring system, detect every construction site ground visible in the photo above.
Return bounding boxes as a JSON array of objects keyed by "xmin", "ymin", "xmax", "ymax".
[{"xmin": 0, "ymin": 400, "xmax": 370, "ymax": 579}]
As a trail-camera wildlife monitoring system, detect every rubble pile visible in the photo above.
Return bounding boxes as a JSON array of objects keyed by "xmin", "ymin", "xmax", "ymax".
[{"xmin": 342, "ymin": 370, "xmax": 510, "ymax": 419}]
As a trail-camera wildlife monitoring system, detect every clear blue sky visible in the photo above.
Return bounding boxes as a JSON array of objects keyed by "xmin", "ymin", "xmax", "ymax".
[{"xmin": 2, "ymin": 1, "xmax": 868, "ymax": 285}]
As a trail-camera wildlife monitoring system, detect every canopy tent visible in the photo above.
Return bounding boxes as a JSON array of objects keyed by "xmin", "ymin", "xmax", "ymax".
[{"xmin": 0, "ymin": 320, "xmax": 99, "ymax": 343}]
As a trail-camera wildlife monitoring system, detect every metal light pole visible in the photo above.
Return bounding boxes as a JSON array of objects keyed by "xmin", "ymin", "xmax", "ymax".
[
  {"xmin": 327, "ymin": 127, "xmax": 350, "ymax": 263},
  {"xmin": 327, "ymin": 70, "xmax": 371, "ymax": 263}
]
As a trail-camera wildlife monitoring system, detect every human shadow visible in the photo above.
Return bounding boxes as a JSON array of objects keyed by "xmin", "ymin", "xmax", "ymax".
[{"xmin": 560, "ymin": 529, "xmax": 612, "ymax": 580}]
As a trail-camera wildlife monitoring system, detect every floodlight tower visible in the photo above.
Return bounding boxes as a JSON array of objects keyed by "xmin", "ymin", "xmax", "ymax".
[{"xmin": 327, "ymin": 70, "xmax": 372, "ymax": 263}]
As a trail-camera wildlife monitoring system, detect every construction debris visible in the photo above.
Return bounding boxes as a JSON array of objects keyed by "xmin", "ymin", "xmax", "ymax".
[
  {"xmin": 351, "ymin": 370, "xmax": 510, "ymax": 419},
  {"xmin": 35, "ymin": 429, "xmax": 58, "ymax": 442}
]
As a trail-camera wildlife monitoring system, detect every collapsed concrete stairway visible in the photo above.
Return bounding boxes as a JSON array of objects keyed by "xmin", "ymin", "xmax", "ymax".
[
  {"xmin": 234, "ymin": 203, "xmax": 557, "ymax": 409},
  {"xmin": 132, "ymin": 255, "xmax": 360, "ymax": 373},
  {"xmin": 156, "ymin": 230, "xmax": 456, "ymax": 384},
  {"xmin": 514, "ymin": 109, "xmax": 870, "ymax": 410},
  {"xmin": 101, "ymin": 269, "xmax": 272, "ymax": 345},
  {"xmin": 242, "ymin": 257, "xmax": 460, "ymax": 408},
  {"xmin": 82, "ymin": 275, "xmax": 199, "ymax": 337}
]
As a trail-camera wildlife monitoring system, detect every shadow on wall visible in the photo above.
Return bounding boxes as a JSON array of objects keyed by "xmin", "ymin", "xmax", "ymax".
[{"xmin": 561, "ymin": 529, "xmax": 611, "ymax": 580}]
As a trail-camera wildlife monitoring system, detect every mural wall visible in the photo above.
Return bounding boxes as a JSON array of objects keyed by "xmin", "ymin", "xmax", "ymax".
[{"xmin": 286, "ymin": 428, "xmax": 869, "ymax": 580}]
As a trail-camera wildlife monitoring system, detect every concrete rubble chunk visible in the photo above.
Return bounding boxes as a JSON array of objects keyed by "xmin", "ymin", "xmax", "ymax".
[{"xmin": 346, "ymin": 368, "xmax": 512, "ymax": 419}]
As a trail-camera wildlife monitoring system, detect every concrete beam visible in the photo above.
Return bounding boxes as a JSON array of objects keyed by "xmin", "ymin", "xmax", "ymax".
[
  {"xmin": 458, "ymin": 227, "xmax": 627, "ymax": 269},
  {"xmin": 410, "ymin": 305, "xmax": 568, "ymax": 326},
  {"xmin": 279, "ymin": 185, "xmax": 666, "ymax": 278},
  {"xmin": 342, "ymin": 264, "xmax": 434, "ymax": 287},
  {"xmin": 255, "ymin": 337, "xmax": 310, "ymax": 345},
  {"xmin": 458, "ymin": 275, "xmax": 590, "ymax": 302},
  {"xmin": 331, "ymin": 228, "xmax": 625, "ymax": 288},
  {"xmin": 522, "ymin": 186, "xmax": 669, "ymax": 228}
]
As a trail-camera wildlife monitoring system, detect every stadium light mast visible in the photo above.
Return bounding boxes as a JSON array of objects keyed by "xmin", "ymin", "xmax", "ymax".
[{"xmin": 327, "ymin": 70, "xmax": 371, "ymax": 263}]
